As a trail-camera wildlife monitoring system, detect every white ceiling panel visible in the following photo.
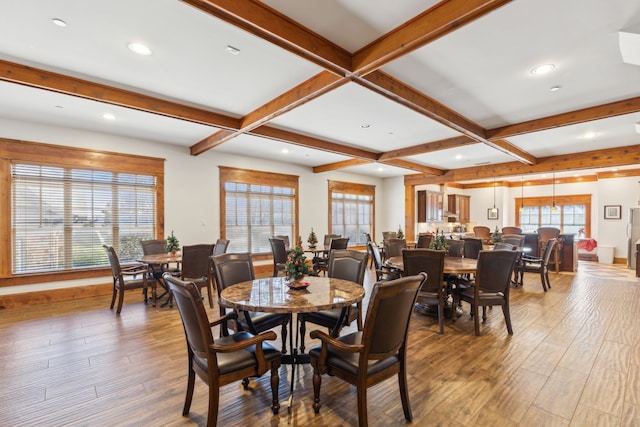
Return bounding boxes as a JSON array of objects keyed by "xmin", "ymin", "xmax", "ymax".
[
  {"xmin": 269, "ymin": 82, "xmax": 461, "ymax": 151},
  {"xmin": 0, "ymin": 0, "xmax": 638, "ymax": 181}
]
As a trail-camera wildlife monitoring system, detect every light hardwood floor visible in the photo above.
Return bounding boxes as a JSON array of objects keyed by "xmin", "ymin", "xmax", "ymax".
[{"xmin": 1, "ymin": 262, "xmax": 639, "ymax": 426}]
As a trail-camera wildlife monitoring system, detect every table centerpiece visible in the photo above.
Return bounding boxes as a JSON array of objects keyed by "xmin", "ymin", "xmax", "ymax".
[{"xmin": 285, "ymin": 244, "xmax": 311, "ymax": 289}]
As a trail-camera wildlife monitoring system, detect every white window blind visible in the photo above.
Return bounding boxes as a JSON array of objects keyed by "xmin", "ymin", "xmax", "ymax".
[
  {"xmin": 519, "ymin": 204, "xmax": 586, "ymax": 234},
  {"xmin": 11, "ymin": 163, "xmax": 156, "ymax": 273},
  {"xmin": 329, "ymin": 181, "xmax": 374, "ymax": 246},
  {"xmin": 225, "ymin": 182, "xmax": 295, "ymax": 253}
]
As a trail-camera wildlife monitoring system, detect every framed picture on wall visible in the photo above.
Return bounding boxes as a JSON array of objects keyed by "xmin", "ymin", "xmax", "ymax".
[
  {"xmin": 487, "ymin": 208, "xmax": 499, "ymax": 220},
  {"xmin": 604, "ymin": 205, "xmax": 621, "ymax": 219}
]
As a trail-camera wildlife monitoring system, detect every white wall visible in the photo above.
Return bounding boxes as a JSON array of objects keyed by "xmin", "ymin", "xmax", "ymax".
[
  {"xmin": 0, "ymin": 118, "xmax": 388, "ymax": 294},
  {"xmin": 380, "ymin": 176, "xmax": 405, "ymax": 242},
  {"xmin": 466, "ymin": 178, "xmax": 636, "ymax": 261}
]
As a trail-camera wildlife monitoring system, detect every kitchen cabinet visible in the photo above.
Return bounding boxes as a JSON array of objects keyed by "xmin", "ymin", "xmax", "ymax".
[
  {"xmin": 447, "ymin": 194, "xmax": 470, "ymax": 223},
  {"xmin": 417, "ymin": 190, "xmax": 443, "ymax": 222}
]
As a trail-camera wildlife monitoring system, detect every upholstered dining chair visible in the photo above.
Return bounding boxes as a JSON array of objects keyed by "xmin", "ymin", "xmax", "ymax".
[
  {"xmin": 416, "ymin": 233, "xmax": 434, "ymax": 248},
  {"xmin": 140, "ymin": 238, "xmax": 178, "ymax": 290},
  {"xmin": 212, "ymin": 238, "xmax": 230, "ymax": 256},
  {"xmin": 537, "ymin": 227, "xmax": 562, "ymax": 272},
  {"xmin": 382, "ymin": 230, "xmax": 398, "ymax": 241},
  {"xmin": 363, "ymin": 232, "xmax": 374, "ymax": 267},
  {"xmin": 493, "ymin": 242, "xmax": 515, "ymax": 251},
  {"xmin": 163, "ymin": 274, "xmax": 281, "ymax": 427},
  {"xmin": 445, "ymin": 239, "xmax": 464, "ymax": 257},
  {"xmin": 383, "ymin": 238, "xmax": 406, "ymax": 261},
  {"xmin": 299, "ymin": 249, "xmax": 368, "ymax": 352},
  {"xmin": 401, "ymin": 248, "xmax": 446, "ymax": 334},
  {"xmin": 268, "ymin": 237, "xmax": 288, "ymax": 277},
  {"xmin": 473, "ymin": 226, "xmax": 492, "ymax": 244},
  {"xmin": 459, "ymin": 250, "xmax": 518, "ymax": 336},
  {"xmin": 515, "ymin": 238, "xmax": 556, "ymax": 291},
  {"xmin": 309, "ymin": 273, "xmax": 426, "ymax": 427},
  {"xmin": 181, "ymin": 243, "xmax": 215, "ymax": 307},
  {"xmin": 500, "ymin": 234, "xmax": 525, "ymax": 248},
  {"xmin": 273, "ymin": 235, "xmax": 290, "ymax": 251},
  {"xmin": 501, "ymin": 226, "xmax": 523, "ymax": 235},
  {"xmin": 369, "ymin": 241, "xmax": 401, "ymax": 281},
  {"xmin": 314, "ymin": 237, "xmax": 349, "ymax": 274},
  {"xmin": 104, "ymin": 245, "xmax": 155, "ymax": 315},
  {"xmin": 208, "ymin": 239, "xmax": 230, "ymax": 293},
  {"xmin": 210, "ymin": 252, "xmax": 289, "ymax": 353},
  {"xmin": 462, "ymin": 238, "xmax": 483, "ymax": 259}
]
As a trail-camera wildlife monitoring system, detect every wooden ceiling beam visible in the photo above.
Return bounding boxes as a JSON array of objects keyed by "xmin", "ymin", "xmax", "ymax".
[
  {"xmin": 0, "ymin": 59, "xmax": 240, "ymax": 130},
  {"xmin": 378, "ymin": 136, "xmax": 476, "ymax": 161},
  {"xmin": 181, "ymin": 0, "xmax": 352, "ymax": 75},
  {"xmin": 359, "ymin": 71, "xmax": 537, "ymax": 164},
  {"xmin": 487, "ymin": 96, "xmax": 640, "ymax": 139},
  {"xmin": 379, "ymin": 159, "xmax": 445, "ymax": 175},
  {"xmin": 249, "ymin": 126, "xmax": 379, "ymax": 161},
  {"xmin": 404, "ymin": 144, "xmax": 640, "ymax": 185},
  {"xmin": 352, "ymin": 0, "xmax": 513, "ymax": 75},
  {"xmin": 190, "ymin": 71, "xmax": 345, "ymax": 155},
  {"xmin": 313, "ymin": 158, "xmax": 372, "ymax": 173}
]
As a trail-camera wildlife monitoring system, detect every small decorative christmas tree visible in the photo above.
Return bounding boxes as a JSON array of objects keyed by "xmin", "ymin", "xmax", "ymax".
[
  {"xmin": 307, "ymin": 228, "xmax": 318, "ymax": 248},
  {"xmin": 429, "ymin": 229, "xmax": 448, "ymax": 250},
  {"xmin": 285, "ymin": 245, "xmax": 311, "ymax": 281},
  {"xmin": 397, "ymin": 224, "xmax": 404, "ymax": 239},
  {"xmin": 166, "ymin": 230, "xmax": 180, "ymax": 253},
  {"xmin": 491, "ymin": 226, "xmax": 502, "ymax": 244}
]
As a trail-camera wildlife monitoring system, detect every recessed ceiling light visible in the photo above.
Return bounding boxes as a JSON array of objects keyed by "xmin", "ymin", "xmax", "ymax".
[
  {"xmin": 377, "ymin": 167, "xmax": 384, "ymax": 172},
  {"xmin": 635, "ymin": 122, "xmax": 640, "ymax": 134},
  {"xmin": 226, "ymin": 45, "xmax": 240, "ymax": 55},
  {"xmin": 52, "ymin": 18, "xmax": 67, "ymax": 27},
  {"xmin": 281, "ymin": 148, "xmax": 289, "ymax": 154},
  {"xmin": 128, "ymin": 42, "xmax": 152, "ymax": 56},
  {"xmin": 102, "ymin": 113, "xmax": 116, "ymax": 121},
  {"xmin": 455, "ymin": 154, "xmax": 462, "ymax": 160},
  {"xmin": 583, "ymin": 131, "xmax": 598, "ymax": 139},
  {"xmin": 612, "ymin": 168, "xmax": 619, "ymax": 172},
  {"xmin": 360, "ymin": 123, "xmax": 371, "ymax": 129},
  {"xmin": 531, "ymin": 64, "xmax": 555, "ymax": 75},
  {"xmin": 550, "ymin": 85, "xmax": 561, "ymax": 92},
  {"xmin": 55, "ymin": 105, "xmax": 63, "ymax": 109}
]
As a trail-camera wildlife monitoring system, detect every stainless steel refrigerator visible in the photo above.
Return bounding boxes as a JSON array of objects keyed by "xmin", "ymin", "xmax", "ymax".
[{"xmin": 627, "ymin": 208, "xmax": 640, "ymax": 269}]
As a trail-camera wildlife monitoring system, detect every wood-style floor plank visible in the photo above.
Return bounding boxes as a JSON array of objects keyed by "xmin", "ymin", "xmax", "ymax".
[{"xmin": 0, "ymin": 262, "xmax": 639, "ymax": 426}]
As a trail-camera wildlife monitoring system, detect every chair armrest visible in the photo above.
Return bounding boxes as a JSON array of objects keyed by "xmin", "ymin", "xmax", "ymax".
[
  {"xmin": 521, "ymin": 255, "xmax": 542, "ymax": 263},
  {"xmin": 309, "ymin": 329, "xmax": 363, "ymax": 353},
  {"xmin": 210, "ymin": 330, "xmax": 278, "ymax": 373},
  {"xmin": 209, "ymin": 311, "xmax": 238, "ymax": 328},
  {"xmin": 121, "ymin": 263, "xmax": 149, "ymax": 276},
  {"xmin": 209, "ymin": 330, "xmax": 276, "ymax": 353}
]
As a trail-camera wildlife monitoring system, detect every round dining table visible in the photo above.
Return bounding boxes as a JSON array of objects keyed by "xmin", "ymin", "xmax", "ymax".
[
  {"xmin": 220, "ymin": 275, "xmax": 365, "ymax": 411},
  {"xmin": 386, "ymin": 255, "xmax": 478, "ymax": 274}
]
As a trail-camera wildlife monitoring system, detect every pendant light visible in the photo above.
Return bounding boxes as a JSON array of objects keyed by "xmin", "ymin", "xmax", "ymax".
[
  {"xmin": 551, "ymin": 172, "xmax": 558, "ymax": 211},
  {"xmin": 519, "ymin": 177, "xmax": 525, "ymax": 213},
  {"xmin": 490, "ymin": 178, "xmax": 498, "ymax": 214}
]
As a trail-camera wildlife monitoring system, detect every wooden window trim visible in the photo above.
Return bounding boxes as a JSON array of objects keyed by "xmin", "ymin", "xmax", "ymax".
[
  {"xmin": 219, "ymin": 166, "xmax": 299, "ymax": 254},
  {"xmin": 515, "ymin": 194, "xmax": 591, "ymax": 236},
  {"xmin": 0, "ymin": 138, "xmax": 164, "ymax": 286}
]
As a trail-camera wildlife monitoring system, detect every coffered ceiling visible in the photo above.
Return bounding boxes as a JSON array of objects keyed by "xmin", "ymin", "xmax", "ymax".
[{"xmin": 1, "ymin": 0, "xmax": 639, "ymax": 183}]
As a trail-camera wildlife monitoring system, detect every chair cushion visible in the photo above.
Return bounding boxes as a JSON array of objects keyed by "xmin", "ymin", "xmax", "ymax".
[
  {"xmin": 461, "ymin": 289, "xmax": 505, "ymax": 305},
  {"xmin": 193, "ymin": 331, "xmax": 281, "ymax": 376},
  {"xmin": 239, "ymin": 311, "xmax": 289, "ymax": 332},
  {"xmin": 309, "ymin": 331, "xmax": 399, "ymax": 377}
]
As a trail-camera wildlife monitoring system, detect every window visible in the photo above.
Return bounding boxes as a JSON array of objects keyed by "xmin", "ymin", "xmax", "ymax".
[
  {"xmin": 329, "ymin": 181, "xmax": 375, "ymax": 246},
  {"xmin": 220, "ymin": 167, "xmax": 298, "ymax": 254},
  {"xmin": 516, "ymin": 194, "xmax": 590, "ymax": 236},
  {"xmin": 12, "ymin": 165, "xmax": 156, "ymax": 273},
  {"xmin": 0, "ymin": 139, "xmax": 164, "ymax": 285}
]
